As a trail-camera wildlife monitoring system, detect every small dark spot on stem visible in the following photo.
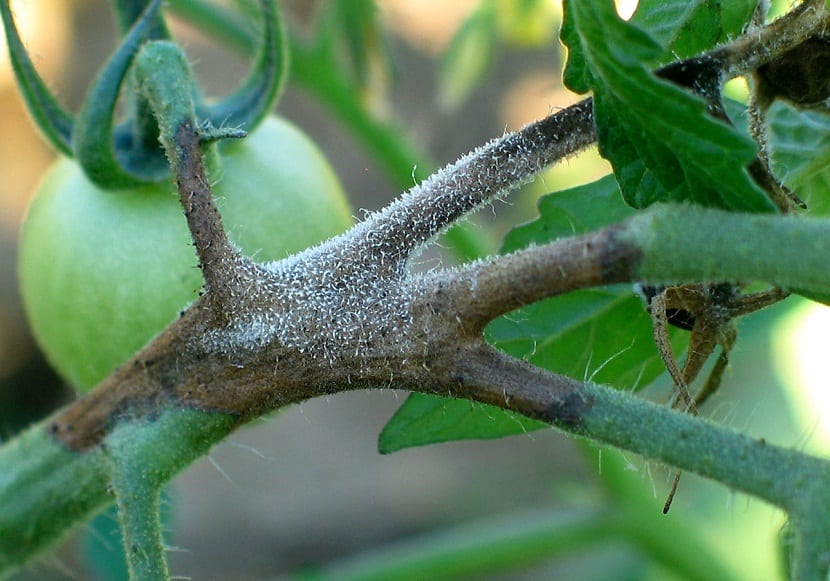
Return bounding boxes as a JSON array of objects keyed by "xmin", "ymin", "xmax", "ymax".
[{"xmin": 539, "ymin": 390, "xmax": 589, "ymax": 430}]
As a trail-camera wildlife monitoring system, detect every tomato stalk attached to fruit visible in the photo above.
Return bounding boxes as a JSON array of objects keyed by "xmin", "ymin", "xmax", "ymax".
[{"xmin": 4, "ymin": 0, "xmax": 352, "ymax": 392}]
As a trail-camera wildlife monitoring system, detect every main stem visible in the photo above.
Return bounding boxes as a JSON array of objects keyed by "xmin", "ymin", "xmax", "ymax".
[{"xmin": 574, "ymin": 383, "xmax": 830, "ymax": 580}]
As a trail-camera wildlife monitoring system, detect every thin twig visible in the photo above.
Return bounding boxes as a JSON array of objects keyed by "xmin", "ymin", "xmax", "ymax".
[{"xmin": 171, "ymin": 121, "xmax": 241, "ymax": 293}]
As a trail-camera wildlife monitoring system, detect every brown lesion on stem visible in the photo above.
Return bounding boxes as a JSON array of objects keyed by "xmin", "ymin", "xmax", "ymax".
[
  {"xmin": 48, "ymin": 3, "xmax": 828, "ymax": 454},
  {"xmin": 172, "ymin": 121, "xmax": 256, "ymax": 305},
  {"xmin": 430, "ymin": 225, "xmax": 641, "ymax": 337},
  {"xmin": 50, "ymin": 217, "xmax": 646, "ymax": 451}
]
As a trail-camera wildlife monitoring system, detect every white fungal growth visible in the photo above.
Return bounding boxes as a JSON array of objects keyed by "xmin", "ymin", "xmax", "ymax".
[
  {"xmin": 200, "ymin": 242, "xmax": 415, "ymax": 364},
  {"xmin": 200, "ymin": 103, "xmax": 595, "ymax": 363},
  {"xmin": 340, "ymin": 123, "xmax": 576, "ymax": 263}
]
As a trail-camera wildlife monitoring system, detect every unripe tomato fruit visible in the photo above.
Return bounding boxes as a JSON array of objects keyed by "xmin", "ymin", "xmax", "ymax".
[{"xmin": 19, "ymin": 116, "xmax": 352, "ymax": 392}]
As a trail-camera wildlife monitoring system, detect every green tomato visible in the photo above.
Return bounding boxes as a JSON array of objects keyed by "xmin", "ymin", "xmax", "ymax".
[{"xmin": 19, "ymin": 116, "xmax": 352, "ymax": 392}]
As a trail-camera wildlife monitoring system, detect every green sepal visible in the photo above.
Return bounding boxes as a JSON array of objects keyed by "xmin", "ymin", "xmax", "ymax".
[
  {"xmin": 0, "ymin": 0, "xmax": 74, "ymax": 155},
  {"xmin": 72, "ymin": 0, "xmax": 168, "ymax": 189},
  {"xmin": 110, "ymin": 0, "xmax": 171, "ymax": 37},
  {"xmin": 198, "ymin": 0, "xmax": 288, "ymax": 134},
  {"xmin": 109, "ymin": 0, "xmax": 174, "ymax": 166}
]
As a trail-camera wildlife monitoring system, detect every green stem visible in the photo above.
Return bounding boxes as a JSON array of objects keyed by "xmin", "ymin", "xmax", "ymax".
[
  {"xmin": 110, "ymin": 463, "xmax": 168, "ymax": 580},
  {"xmin": 789, "ymin": 514, "xmax": 830, "ymax": 581},
  {"xmin": 131, "ymin": 40, "xmax": 199, "ymax": 147},
  {"xmin": 0, "ymin": 408, "xmax": 235, "ymax": 577},
  {"xmin": 309, "ymin": 504, "xmax": 736, "ymax": 581},
  {"xmin": 625, "ymin": 204, "xmax": 830, "ymax": 295},
  {"xmin": 104, "ymin": 409, "xmax": 229, "ymax": 581},
  {"xmin": 573, "ymin": 382, "xmax": 830, "ymax": 579},
  {"xmin": 0, "ymin": 420, "xmax": 111, "ymax": 573}
]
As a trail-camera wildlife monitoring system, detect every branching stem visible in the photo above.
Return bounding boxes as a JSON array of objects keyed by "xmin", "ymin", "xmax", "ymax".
[
  {"xmin": 340, "ymin": 99, "xmax": 596, "ymax": 266},
  {"xmin": 2, "ymin": 3, "xmax": 830, "ymax": 578},
  {"xmin": 132, "ymin": 40, "xmax": 255, "ymax": 308},
  {"xmin": 712, "ymin": 0, "xmax": 829, "ymax": 79}
]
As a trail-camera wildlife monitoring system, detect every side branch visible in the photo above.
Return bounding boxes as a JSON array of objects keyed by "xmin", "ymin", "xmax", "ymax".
[
  {"xmin": 172, "ymin": 121, "xmax": 240, "ymax": 293},
  {"xmin": 712, "ymin": 0, "xmax": 829, "ymax": 79},
  {"xmin": 334, "ymin": 1, "xmax": 830, "ymax": 273},
  {"xmin": 623, "ymin": 204, "xmax": 830, "ymax": 294},
  {"xmin": 568, "ymin": 383, "xmax": 830, "ymax": 580},
  {"xmin": 133, "ymin": 40, "xmax": 248, "ymax": 300},
  {"xmin": 341, "ymin": 99, "xmax": 596, "ymax": 266},
  {"xmin": 421, "ymin": 204, "xmax": 830, "ymax": 343},
  {"xmin": 437, "ymin": 224, "xmax": 639, "ymax": 334}
]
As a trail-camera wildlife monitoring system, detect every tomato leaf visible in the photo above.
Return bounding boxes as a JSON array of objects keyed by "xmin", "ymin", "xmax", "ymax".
[
  {"xmin": 379, "ymin": 176, "xmax": 687, "ymax": 453},
  {"xmin": 561, "ymin": 0, "xmax": 775, "ymax": 212},
  {"xmin": 629, "ymin": 0, "xmax": 757, "ymax": 60},
  {"xmin": 378, "ymin": 396, "xmax": 545, "ymax": 454},
  {"xmin": 766, "ymin": 102, "xmax": 830, "ymax": 216}
]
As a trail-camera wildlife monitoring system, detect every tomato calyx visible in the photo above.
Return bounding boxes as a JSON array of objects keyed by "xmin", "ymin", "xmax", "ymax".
[{"xmin": 0, "ymin": 0, "xmax": 287, "ymax": 189}]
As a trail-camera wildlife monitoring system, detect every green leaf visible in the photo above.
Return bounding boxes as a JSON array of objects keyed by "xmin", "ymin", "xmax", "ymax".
[
  {"xmin": 379, "ymin": 395, "xmax": 545, "ymax": 454},
  {"xmin": 380, "ymin": 177, "xmax": 687, "ymax": 453},
  {"xmin": 439, "ymin": 3, "xmax": 497, "ymax": 109},
  {"xmin": 486, "ymin": 288, "xmax": 671, "ymax": 389},
  {"xmin": 766, "ymin": 101, "xmax": 830, "ymax": 216},
  {"xmin": 561, "ymin": 0, "xmax": 775, "ymax": 212},
  {"xmin": 561, "ymin": 0, "xmax": 661, "ymax": 94},
  {"xmin": 328, "ymin": 0, "xmax": 392, "ymax": 93},
  {"xmin": 628, "ymin": 0, "xmax": 703, "ymax": 50},
  {"xmin": 630, "ymin": 0, "xmax": 757, "ymax": 59}
]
